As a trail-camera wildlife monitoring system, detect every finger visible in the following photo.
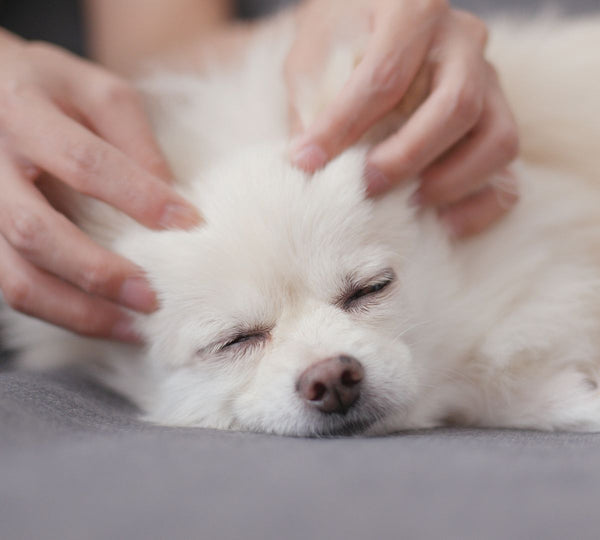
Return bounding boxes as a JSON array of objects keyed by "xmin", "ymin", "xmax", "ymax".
[
  {"xmin": 287, "ymin": 88, "xmax": 304, "ymax": 137},
  {"xmin": 3, "ymin": 91, "xmax": 200, "ymax": 230},
  {"xmin": 438, "ymin": 175, "xmax": 519, "ymax": 239},
  {"xmin": 0, "ymin": 138, "xmax": 41, "ymax": 180},
  {"xmin": 0, "ymin": 152, "xmax": 157, "ymax": 313},
  {"xmin": 0, "ymin": 182, "xmax": 157, "ymax": 314},
  {"xmin": 22, "ymin": 40, "xmax": 173, "ymax": 182},
  {"xmin": 366, "ymin": 21, "xmax": 487, "ymax": 196},
  {"xmin": 0, "ymin": 234, "xmax": 141, "ymax": 342},
  {"xmin": 416, "ymin": 68, "xmax": 519, "ymax": 207},
  {"xmin": 69, "ymin": 70, "xmax": 174, "ymax": 181},
  {"xmin": 290, "ymin": 2, "xmax": 440, "ymax": 172}
]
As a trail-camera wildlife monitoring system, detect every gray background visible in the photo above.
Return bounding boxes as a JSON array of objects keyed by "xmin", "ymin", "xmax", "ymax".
[{"xmin": 2, "ymin": 1, "xmax": 600, "ymax": 540}]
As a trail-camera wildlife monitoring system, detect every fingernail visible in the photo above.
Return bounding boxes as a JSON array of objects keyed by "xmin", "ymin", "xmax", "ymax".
[
  {"xmin": 111, "ymin": 317, "xmax": 144, "ymax": 344},
  {"xmin": 491, "ymin": 170, "xmax": 520, "ymax": 210},
  {"xmin": 365, "ymin": 164, "xmax": 391, "ymax": 197},
  {"xmin": 119, "ymin": 276, "xmax": 157, "ymax": 313},
  {"xmin": 159, "ymin": 202, "xmax": 202, "ymax": 230},
  {"xmin": 290, "ymin": 142, "xmax": 328, "ymax": 172}
]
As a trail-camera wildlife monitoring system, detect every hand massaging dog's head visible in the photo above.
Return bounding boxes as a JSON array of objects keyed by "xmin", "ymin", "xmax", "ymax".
[{"xmin": 120, "ymin": 146, "xmax": 422, "ymax": 435}]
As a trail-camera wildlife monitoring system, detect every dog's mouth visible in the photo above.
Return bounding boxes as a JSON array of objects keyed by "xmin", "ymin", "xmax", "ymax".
[{"xmin": 303, "ymin": 399, "xmax": 391, "ymax": 438}]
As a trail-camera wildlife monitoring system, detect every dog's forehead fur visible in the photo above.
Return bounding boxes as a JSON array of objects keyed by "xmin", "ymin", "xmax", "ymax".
[{"xmin": 121, "ymin": 145, "xmax": 414, "ymax": 329}]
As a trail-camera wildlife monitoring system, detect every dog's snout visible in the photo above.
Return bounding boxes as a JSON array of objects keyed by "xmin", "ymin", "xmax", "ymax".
[{"xmin": 297, "ymin": 355, "xmax": 364, "ymax": 414}]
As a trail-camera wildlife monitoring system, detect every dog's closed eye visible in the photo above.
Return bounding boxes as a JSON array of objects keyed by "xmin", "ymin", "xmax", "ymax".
[
  {"xmin": 197, "ymin": 328, "xmax": 272, "ymax": 358},
  {"xmin": 220, "ymin": 330, "xmax": 270, "ymax": 352},
  {"xmin": 338, "ymin": 269, "xmax": 396, "ymax": 311}
]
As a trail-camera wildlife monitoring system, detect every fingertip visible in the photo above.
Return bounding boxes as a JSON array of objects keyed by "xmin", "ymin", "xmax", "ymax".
[
  {"xmin": 158, "ymin": 201, "xmax": 203, "ymax": 230},
  {"xmin": 290, "ymin": 140, "xmax": 328, "ymax": 172},
  {"xmin": 119, "ymin": 276, "xmax": 158, "ymax": 313}
]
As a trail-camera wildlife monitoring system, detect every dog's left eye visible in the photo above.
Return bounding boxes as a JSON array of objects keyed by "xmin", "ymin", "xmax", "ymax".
[{"xmin": 342, "ymin": 270, "xmax": 396, "ymax": 310}]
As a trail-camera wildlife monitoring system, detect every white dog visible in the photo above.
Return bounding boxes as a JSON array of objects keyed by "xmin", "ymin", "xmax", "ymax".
[{"xmin": 3, "ymin": 12, "xmax": 600, "ymax": 436}]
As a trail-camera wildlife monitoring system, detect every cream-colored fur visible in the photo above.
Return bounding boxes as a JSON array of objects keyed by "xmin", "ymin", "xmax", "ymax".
[{"xmin": 3, "ymin": 13, "xmax": 600, "ymax": 435}]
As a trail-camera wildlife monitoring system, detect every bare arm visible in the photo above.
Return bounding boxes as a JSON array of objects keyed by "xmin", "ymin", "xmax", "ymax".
[{"xmin": 84, "ymin": 0, "xmax": 235, "ymax": 73}]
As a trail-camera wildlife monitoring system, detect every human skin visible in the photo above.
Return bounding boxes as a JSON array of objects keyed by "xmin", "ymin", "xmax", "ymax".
[
  {"xmin": 0, "ymin": 0, "xmax": 519, "ymax": 341},
  {"xmin": 286, "ymin": 0, "xmax": 520, "ymax": 238},
  {"xmin": 0, "ymin": 28, "xmax": 202, "ymax": 342}
]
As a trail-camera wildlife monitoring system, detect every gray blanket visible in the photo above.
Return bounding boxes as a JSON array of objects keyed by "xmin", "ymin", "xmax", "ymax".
[
  {"xmin": 2, "ymin": 1, "xmax": 599, "ymax": 539},
  {"xmin": 3, "ymin": 369, "xmax": 600, "ymax": 540}
]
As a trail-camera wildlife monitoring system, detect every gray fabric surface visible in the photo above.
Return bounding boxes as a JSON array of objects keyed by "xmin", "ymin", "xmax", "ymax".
[
  {"xmin": 3, "ymin": 370, "xmax": 600, "ymax": 540},
  {"xmin": 2, "ymin": 1, "xmax": 600, "ymax": 539}
]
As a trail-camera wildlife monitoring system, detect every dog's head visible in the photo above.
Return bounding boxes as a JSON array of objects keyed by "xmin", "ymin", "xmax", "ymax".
[{"xmin": 119, "ymin": 146, "xmax": 427, "ymax": 436}]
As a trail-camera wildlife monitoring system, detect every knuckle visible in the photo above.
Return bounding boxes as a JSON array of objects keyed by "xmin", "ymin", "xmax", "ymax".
[
  {"xmin": 98, "ymin": 77, "xmax": 140, "ymax": 107},
  {"xmin": 417, "ymin": 0, "xmax": 448, "ymax": 17},
  {"xmin": 0, "ymin": 81, "xmax": 35, "ymax": 124},
  {"xmin": 395, "ymin": 144, "xmax": 423, "ymax": 175},
  {"xmin": 496, "ymin": 124, "xmax": 520, "ymax": 161},
  {"xmin": 368, "ymin": 54, "xmax": 404, "ymax": 99},
  {"xmin": 457, "ymin": 11, "xmax": 489, "ymax": 47},
  {"xmin": 64, "ymin": 140, "xmax": 109, "ymax": 189},
  {"xmin": 26, "ymin": 41, "xmax": 75, "ymax": 69},
  {"xmin": 2, "ymin": 275, "xmax": 32, "ymax": 311},
  {"xmin": 375, "ymin": 142, "xmax": 420, "ymax": 180},
  {"xmin": 77, "ymin": 259, "xmax": 113, "ymax": 295},
  {"xmin": 445, "ymin": 82, "xmax": 483, "ymax": 127},
  {"xmin": 5, "ymin": 206, "xmax": 44, "ymax": 254}
]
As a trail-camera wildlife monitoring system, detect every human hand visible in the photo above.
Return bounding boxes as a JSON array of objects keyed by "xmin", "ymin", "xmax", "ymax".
[
  {"xmin": 286, "ymin": 0, "xmax": 519, "ymax": 238},
  {"xmin": 0, "ymin": 31, "xmax": 201, "ymax": 341}
]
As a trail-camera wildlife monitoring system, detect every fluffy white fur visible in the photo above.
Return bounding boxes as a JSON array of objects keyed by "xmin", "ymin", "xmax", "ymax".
[{"xmin": 3, "ymin": 12, "xmax": 600, "ymax": 436}]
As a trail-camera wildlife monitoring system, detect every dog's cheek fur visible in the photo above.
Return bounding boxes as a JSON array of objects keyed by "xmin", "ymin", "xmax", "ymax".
[
  {"xmin": 226, "ymin": 303, "xmax": 418, "ymax": 436},
  {"xmin": 139, "ymin": 286, "xmax": 421, "ymax": 434}
]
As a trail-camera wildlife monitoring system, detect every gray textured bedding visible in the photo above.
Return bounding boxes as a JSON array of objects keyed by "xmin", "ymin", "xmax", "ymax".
[
  {"xmin": 3, "ymin": 369, "xmax": 600, "ymax": 540},
  {"xmin": 1, "ymin": 1, "xmax": 598, "ymax": 539}
]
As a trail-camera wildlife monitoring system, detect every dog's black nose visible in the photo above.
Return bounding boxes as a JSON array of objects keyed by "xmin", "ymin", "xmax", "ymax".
[{"xmin": 297, "ymin": 355, "xmax": 364, "ymax": 414}]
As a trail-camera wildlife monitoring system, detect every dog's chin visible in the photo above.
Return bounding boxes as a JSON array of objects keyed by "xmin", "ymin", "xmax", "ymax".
[{"xmin": 292, "ymin": 399, "xmax": 393, "ymax": 438}]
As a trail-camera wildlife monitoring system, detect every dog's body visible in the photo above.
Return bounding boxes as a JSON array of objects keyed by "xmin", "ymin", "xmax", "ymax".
[{"xmin": 3, "ymin": 13, "xmax": 600, "ymax": 435}]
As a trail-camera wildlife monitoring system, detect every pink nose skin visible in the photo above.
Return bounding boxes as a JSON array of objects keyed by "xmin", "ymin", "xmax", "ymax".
[{"xmin": 296, "ymin": 355, "xmax": 364, "ymax": 414}]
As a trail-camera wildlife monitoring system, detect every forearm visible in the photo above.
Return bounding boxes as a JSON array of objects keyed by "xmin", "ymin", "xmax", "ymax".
[{"xmin": 84, "ymin": 0, "xmax": 235, "ymax": 73}]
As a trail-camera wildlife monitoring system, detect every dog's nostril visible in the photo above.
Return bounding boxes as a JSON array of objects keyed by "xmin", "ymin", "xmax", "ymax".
[
  {"xmin": 341, "ymin": 368, "xmax": 362, "ymax": 387},
  {"xmin": 310, "ymin": 382, "xmax": 327, "ymax": 402},
  {"xmin": 297, "ymin": 355, "xmax": 364, "ymax": 415}
]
